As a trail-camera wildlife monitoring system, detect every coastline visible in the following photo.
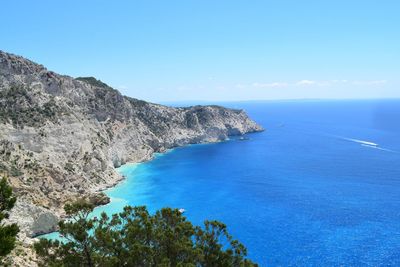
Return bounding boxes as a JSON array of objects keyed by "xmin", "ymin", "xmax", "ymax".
[
  {"xmin": 39, "ymin": 136, "xmax": 242, "ymax": 239},
  {"xmin": 92, "ymin": 137, "xmax": 237, "ymax": 202},
  {"xmin": 91, "ymin": 148, "xmax": 175, "ymax": 197},
  {"xmin": 90, "ymin": 136, "xmax": 252, "ymax": 221},
  {"xmin": 90, "ymin": 140, "xmax": 232, "ymax": 215}
]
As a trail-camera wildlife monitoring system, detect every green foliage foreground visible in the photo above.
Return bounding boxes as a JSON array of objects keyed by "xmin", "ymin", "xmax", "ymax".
[
  {"xmin": 35, "ymin": 200, "xmax": 257, "ymax": 267},
  {"xmin": 0, "ymin": 177, "xmax": 19, "ymax": 261}
]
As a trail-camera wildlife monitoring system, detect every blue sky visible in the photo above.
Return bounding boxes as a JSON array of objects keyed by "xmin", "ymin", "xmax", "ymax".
[{"xmin": 1, "ymin": 0, "xmax": 399, "ymax": 102}]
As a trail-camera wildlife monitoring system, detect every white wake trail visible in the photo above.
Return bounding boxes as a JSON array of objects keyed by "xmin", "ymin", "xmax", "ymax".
[
  {"xmin": 342, "ymin": 137, "xmax": 378, "ymax": 147},
  {"xmin": 329, "ymin": 135, "xmax": 398, "ymax": 154}
]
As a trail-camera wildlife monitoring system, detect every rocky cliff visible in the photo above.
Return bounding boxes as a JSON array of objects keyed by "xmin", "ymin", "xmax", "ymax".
[{"xmin": 0, "ymin": 50, "xmax": 262, "ymax": 238}]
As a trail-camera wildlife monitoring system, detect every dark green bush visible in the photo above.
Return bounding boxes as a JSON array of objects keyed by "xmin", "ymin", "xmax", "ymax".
[
  {"xmin": 35, "ymin": 201, "xmax": 257, "ymax": 267},
  {"xmin": 0, "ymin": 86, "xmax": 61, "ymax": 128},
  {"xmin": 0, "ymin": 177, "xmax": 19, "ymax": 262}
]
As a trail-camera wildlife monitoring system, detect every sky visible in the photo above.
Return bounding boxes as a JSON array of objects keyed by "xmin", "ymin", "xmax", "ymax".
[{"xmin": 1, "ymin": 0, "xmax": 399, "ymax": 102}]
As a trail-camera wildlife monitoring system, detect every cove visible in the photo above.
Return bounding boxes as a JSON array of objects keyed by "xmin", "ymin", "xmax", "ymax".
[{"xmin": 46, "ymin": 100, "xmax": 400, "ymax": 266}]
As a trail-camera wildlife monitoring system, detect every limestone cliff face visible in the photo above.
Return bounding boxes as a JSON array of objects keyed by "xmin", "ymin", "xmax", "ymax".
[{"xmin": 0, "ymin": 50, "xmax": 263, "ymax": 237}]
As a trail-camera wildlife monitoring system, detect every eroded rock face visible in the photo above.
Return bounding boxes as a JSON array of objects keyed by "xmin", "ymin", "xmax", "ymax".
[
  {"xmin": 7, "ymin": 201, "xmax": 59, "ymax": 237},
  {"xmin": 88, "ymin": 192, "xmax": 111, "ymax": 206},
  {"xmin": 0, "ymin": 50, "xmax": 263, "ymax": 236}
]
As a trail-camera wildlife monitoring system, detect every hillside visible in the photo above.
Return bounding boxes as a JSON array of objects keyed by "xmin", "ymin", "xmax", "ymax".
[{"xmin": 0, "ymin": 50, "xmax": 262, "ymax": 239}]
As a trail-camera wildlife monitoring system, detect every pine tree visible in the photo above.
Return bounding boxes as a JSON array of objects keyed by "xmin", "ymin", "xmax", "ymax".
[
  {"xmin": 35, "ymin": 201, "xmax": 258, "ymax": 266},
  {"xmin": 0, "ymin": 177, "xmax": 19, "ymax": 261}
]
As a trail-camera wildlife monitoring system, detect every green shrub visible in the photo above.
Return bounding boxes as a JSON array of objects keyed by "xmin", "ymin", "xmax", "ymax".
[
  {"xmin": 35, "ymin": 201, "xmax": 257, "ymax": 267},
  {"xmin": 0, "ymin": 86, "xmax": 61, "ymax": 128},
  {"xmin": 0, "ymin": 177, "xmax": 19, "ymax": 262}
]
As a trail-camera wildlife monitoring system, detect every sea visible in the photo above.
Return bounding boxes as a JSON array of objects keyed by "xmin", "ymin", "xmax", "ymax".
[{"xmin": 47, "ymin": 100, "xmax": 400, "ymax": 266}]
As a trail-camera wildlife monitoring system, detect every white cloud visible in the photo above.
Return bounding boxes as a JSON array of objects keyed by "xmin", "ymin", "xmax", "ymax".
[
  {"xmin": 296, "ymin": 80, "xmax": 318, "ymax": 86},
  {"xmin": 331, "ymin": 79, "xmax": 348, "ymax": 83},
  {"xmin": 234, "ymin": 79, "xmax": 388, "ymax": 91},
  {"xmin": 296, "ymin": 79, "xmax": 388, "ymax": 87},
  {"xmin": 252, "ymin": 82, "xmax": 288, "ymax": 88}
]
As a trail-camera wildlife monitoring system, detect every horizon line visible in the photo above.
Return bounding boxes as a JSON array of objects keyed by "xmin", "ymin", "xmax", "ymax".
[{"xmin": 158, "ymin": 97, "xmax": 400, "ymax": 105}]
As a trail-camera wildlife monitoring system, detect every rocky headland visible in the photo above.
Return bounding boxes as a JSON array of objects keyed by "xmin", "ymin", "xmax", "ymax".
[{"xmin": 0, "ymin": 50, "xmax": 263, "ymax": 240}]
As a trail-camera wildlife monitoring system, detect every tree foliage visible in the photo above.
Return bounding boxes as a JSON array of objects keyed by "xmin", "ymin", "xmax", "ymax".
[
  {"xmin": 0, "ymin": 177, "xmax": 19, "ymax": 261},
  {"xmin": 35, "ymin": 201, "xmax": 257, "ymax": 266}
]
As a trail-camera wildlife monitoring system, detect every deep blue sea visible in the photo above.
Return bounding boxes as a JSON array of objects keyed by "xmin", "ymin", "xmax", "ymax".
[{"xmin": 52, "ymin": 100, "xmax": 400, "ymax": 266}]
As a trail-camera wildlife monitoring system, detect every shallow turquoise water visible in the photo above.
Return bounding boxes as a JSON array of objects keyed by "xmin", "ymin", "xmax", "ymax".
[{"xmin": 48, "ymin": 100, "xmax": 400, "ymax": 266}]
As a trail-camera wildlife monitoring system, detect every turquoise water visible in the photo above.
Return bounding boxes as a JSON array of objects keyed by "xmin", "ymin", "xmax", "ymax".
[{"xmin": 50, "ymin": 100, "xmax": 400, "ymax": 266}]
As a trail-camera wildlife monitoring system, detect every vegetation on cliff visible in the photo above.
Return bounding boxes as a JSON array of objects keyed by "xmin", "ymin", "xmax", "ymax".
[
  {"xmin": 0, "ymin": 177, "xmax": 19, "ymax": 262},
  {"xmin": 0, "ymin": 50, "xmax": 262, "ymax": 238},
  {"xmin": 34, "ymin": 200, "xmax": 257, "ymax": 267},
  {"xmin": 76, "ymin": 77, "xmax": 111, "ymax": 89},
  {"xmin": 0, "ymin": 85, "xmax": 61, "ymax": 128}
]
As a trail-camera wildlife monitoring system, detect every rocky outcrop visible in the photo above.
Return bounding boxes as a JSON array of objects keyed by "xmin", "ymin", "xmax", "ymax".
[
  {"xmin": 88, "ymin": 193, "xmax": 111, "ymax": 206},
  {"xmin": 0, "ymin": 50, "xmax": 263, "ymax": 237},
  {"xmin": 8, "ymin": 201, "xmax": 59, "ymax": 237}
]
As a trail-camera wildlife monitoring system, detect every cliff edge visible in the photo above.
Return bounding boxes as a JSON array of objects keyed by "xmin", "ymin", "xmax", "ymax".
[{"xmin": 0, "ymin": 50, "xmax": 263, "ymax": 237}]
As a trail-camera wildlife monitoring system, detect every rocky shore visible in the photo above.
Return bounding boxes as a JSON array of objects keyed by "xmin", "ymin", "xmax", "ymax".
[{"xmin": 0, "ymin": 50, "xmax": 263, "ymax": 240}]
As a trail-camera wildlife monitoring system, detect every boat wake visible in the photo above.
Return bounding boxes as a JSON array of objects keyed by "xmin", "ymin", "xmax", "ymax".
[
  {"xmin": 331, "ymin": 135, "xmax": 398, "ymax": 153},
  {"xmin": 342, "ymin": 137, "xmax": 378, "ymax": 147},
  {"xmin": 360, "ymin": 144, "xmax": 398, "ymax": 153}
]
